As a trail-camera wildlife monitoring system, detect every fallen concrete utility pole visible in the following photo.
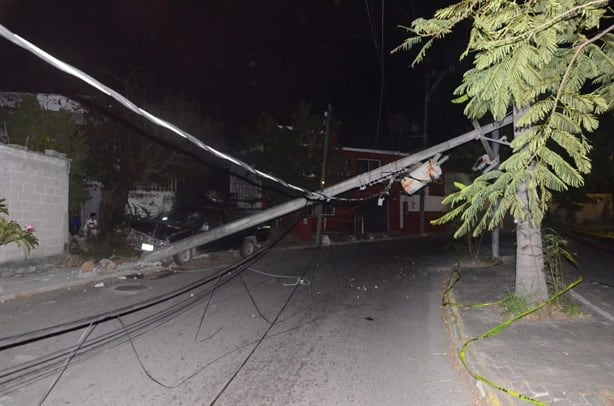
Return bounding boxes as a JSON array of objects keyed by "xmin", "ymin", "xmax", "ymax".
[{"xmin": 141, "ymin": 116, "xmax": 512, "ymax": 263}]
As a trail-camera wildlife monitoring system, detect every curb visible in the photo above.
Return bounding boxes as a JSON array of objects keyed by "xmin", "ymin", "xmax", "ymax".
[
  {"xmin": 443, "ymin": 283, "xmax": 512, "ymax": 406},
  {"xmin": 0, "ymin": 265, "xmax": 168, "ymax": 303}
]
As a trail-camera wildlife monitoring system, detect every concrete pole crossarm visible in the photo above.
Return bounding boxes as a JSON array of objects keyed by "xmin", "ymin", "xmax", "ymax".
[
  {"xmin": 324, "ymin": 114, "xmax": 511, "ymax": 198},
  {"xmin": 141, "ymin": 115, "xmax": 512, "ymax": 263}
]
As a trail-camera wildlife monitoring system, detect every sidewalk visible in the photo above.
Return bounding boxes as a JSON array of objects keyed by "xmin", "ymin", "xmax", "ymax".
[
  {"xmin": 0, "ymin": 231, "xmax": 410, "ymax": 302},
  {"xmin": 445, "ymin": 259, "xmax": 614, "ymax": 406},
  {"xmin": 0, "ymin": 256, "xmax": 169, "ymax": 302}
]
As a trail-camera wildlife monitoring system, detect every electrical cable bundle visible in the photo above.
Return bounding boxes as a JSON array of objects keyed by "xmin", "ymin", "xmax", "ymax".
[
  {"xmin": 0, "ymin": 23, "xmax": 403, "ymax": 404},
  {"xmin": 0, "ymin": 206, "xmax": 309, "ymax": 397},
  {"xmin": 0, "ymin": 24, "xmax": 393, "ymax": 205}
]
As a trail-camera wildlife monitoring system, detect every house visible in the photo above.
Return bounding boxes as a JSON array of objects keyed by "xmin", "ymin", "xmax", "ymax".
[{"xmin": 291, "ymin": 146, "xmax": 451, "ymax": 241}]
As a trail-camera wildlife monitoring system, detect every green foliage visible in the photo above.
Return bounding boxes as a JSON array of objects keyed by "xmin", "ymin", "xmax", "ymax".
[
  {"xmin": 542, "ymin": 227, "xmax": 577, "ymax": 296},
  {"xmin": 0, "ymin": 96, "xmax": 90, "ymax": 210},
  {"xmin": 397, "ymin": 0, "xmax": 613, "ymax": 237},
  {"xmin": 241, "ymin": 102, "xmax": 349, "ymax": 198},
  {"xmin": 85, "ymin": 92, "xmax": 223, "ymax": 229},
  {"xmin": 0, "ymin": 198, "xmax": 39, "ymax": 257},
  {"xmin": 557, "ymin": 295, "xmax": 582, "ymax": 316},
  {"xmin": 500, "ymin": 291, "xmax": 532, "ymax": 316},
  {"xmin": 500, "ymin": 288, "xmax": 580, "ymax": 316}
]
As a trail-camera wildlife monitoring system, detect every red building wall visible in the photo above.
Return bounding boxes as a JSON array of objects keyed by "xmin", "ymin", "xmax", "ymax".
[{"xmin": 291, "ymin": 147, "xmax": 450, "ymax": 240}]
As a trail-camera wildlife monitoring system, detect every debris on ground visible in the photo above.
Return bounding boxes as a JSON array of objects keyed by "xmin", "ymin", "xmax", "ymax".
[
  {"xmin": 97, "ymin": 258, "xmax": 118, "ymax": 273},
  {"xmin": 79, "ymin": 261, "xmax": 97, "ymax": 277}
]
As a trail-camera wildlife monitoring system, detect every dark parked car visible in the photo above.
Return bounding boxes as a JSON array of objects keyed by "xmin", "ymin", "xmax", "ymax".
[{"xmin": 126, "ymin": 206, "xmax": 271, "ymax": 265}]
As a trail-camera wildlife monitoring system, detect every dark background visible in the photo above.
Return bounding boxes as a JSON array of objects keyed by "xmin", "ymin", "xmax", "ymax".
[{"xmin": 0, "ymin": 0, "xmax": 473, "ymax": 152}]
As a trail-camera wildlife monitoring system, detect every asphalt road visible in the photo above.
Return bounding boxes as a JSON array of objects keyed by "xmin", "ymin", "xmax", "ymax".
[
  {"xmin": 0, "ymin": 236, "xmax": 479, "ymax": 405},
  {"xmin": 567, "ymin": 238, "xmax": 614, "ymax": 323}
]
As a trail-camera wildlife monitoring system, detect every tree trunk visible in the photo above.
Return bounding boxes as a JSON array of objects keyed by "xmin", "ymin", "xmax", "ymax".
[
  {"xmin": 515, "ymin": 184, "xmax": 549, "ymax": 303},
  {"xmin": 513, "ymin": 106, "xmax": 549, "ymax": 303}
]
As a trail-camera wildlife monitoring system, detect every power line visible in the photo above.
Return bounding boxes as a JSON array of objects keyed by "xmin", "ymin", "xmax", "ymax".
[
  {"xmin": 363, "ymin": 0, "xmax": 391, "ymax": 149},
  {"xmin": 0, "ymin": 24, "xmax": 369, "ymax": 204}
]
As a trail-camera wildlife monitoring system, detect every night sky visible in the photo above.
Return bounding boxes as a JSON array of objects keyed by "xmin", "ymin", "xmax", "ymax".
[{"xmin": 0, "ymin": 0, "xmax": 472, "ymax": 151}]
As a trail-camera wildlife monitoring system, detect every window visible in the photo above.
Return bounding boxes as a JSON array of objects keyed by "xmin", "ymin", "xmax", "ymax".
[{"xmin": 357, "ymin": 158, "xmax": 381, "ymax": 175}]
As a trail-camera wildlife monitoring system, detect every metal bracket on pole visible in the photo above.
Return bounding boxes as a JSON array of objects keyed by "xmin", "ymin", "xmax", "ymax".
[
  {"xmin": 472, "ymin": 120, "xmax": 496, "ymax": 161},
  {"xmin": 479, "ymin": 135, "xmax": 511, "ymax": 146},
  {"xmin": 378, "ymin": 177, "xmax": 397, "ymax": 206}
]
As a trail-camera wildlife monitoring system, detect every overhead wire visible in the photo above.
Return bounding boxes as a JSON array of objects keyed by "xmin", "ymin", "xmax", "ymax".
[
  {"xmin": 0, "ymin": 24, "xmax": 391, "ymax": 205},
  {"xmin": 116, "ymin": 316, "xmax": 176, "ymax": 389},
  {"xmin": 248, "ymin": 268, "xmax": 310, "ymax": 286},
  {"xmin": 375, "ymin": 0, "xmax": 385, "ymax": 148},
  {"xmin": 363, "ymin": 0, "xmax": 391, "ymax": 149}
]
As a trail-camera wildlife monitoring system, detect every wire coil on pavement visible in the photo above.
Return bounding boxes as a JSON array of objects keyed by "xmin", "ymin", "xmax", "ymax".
[{"xmin": 443, "ymin": 267, "xmax": 584, "ymax": 406}]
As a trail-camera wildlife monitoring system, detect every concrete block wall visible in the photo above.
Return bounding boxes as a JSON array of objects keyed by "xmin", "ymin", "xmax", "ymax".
[{"xmin": 0, "ymin": 144, "xmax": 70, "ymax": 264}]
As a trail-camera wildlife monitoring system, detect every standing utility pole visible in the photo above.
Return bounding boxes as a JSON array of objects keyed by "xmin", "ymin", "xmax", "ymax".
[
  {"xmin": 315, "ymin": 104, "xmax": 332, "ymax": 245},
  {"xmin": 419, "ymin": 69, "xmax": 450, "ymax": 234},
  {"xmin": 491, "ymin": 128, "xmax": 500, "ymax": 259}
]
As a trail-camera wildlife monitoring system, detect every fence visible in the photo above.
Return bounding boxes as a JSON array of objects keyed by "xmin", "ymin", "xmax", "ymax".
[{"xmin": 0, "ymin": 144, "xmax": 70, "ymax": 264}]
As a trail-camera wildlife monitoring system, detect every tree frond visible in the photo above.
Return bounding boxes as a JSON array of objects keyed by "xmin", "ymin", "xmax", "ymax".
[
  {"xmin": 538, "ymin": 147, "xmax": 585, "ymax": 186},
  {"xmin": 396, "ymin": 0, "xmax": 612, "ymax": 239}
]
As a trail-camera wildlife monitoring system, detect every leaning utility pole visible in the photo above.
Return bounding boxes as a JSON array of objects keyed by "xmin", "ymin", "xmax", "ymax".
[
  {"xmin": 315, "ymin": 104, "xmax": 333, "ymax": 245},
  {"xmin": 141, "ymin": 116, "xmax": 512, "ymax": 263}
]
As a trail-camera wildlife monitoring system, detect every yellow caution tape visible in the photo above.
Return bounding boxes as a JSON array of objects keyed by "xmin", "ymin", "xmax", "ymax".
[{"xmin": 444, "ymin": 267, "xmax": 584, "ymax": 406}]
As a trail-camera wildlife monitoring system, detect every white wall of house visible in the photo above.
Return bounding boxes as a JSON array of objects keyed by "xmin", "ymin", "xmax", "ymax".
[
  {"xmin": 0, "ymin": 144, "xmax": 70, "ymax": 264},
  {"xmin": 126, "ymin": 190, "xmax": 175, "ymax": 219}
]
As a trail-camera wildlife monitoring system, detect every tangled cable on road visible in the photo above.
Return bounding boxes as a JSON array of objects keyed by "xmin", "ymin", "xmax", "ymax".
[
  {"xmin": 0, "ymin": 23, "xmax": 398, "ymax": 404},
  {"xmin": 0, "ymin": 206, "xmax": 312, "ymax": 401},
  {"xmin": 208, "ymin": 231, "xmax": 324, "ymax": 405}
]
